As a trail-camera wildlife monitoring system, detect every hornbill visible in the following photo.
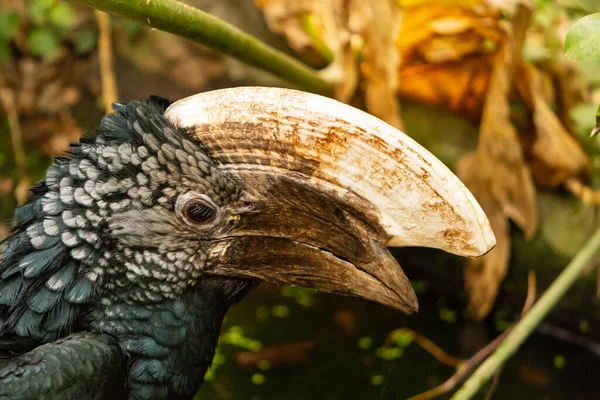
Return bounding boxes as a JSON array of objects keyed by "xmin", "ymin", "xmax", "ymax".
[{"xmin": 0, "ymin": 87, "xmax": 495, "ymax": 399}]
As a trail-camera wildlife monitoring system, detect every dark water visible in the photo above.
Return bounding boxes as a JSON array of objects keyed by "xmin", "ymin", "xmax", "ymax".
[{"xmin": 197, "ymin": 283, "xmax": 600, "ymax": 400}]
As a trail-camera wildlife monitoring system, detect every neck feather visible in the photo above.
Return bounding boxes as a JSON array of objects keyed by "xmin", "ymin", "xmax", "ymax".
[{"xmin": 90, "ymin": 277, "xmax": 253, "ymax": 398}]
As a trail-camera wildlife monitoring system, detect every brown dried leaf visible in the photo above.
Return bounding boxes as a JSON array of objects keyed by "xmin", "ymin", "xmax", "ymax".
[
  {"xmin": 352, "ymin": 0, "xmax": 403, "ymax": 128},
  {"xmin": 397, "ymin": 4, "xmax": 504, "ymax": 64},
  {"xmin": 457, "ymin": 4, "xmax": 536, "ymax": 318},
  {"xmin": 396, "ymin": 2, "xmax": 505, "ymax": 118},
  {"xmin": 398, "ymin": 56, "xmax": 494, "ymax": 119},
  {"xmin": 516, "ymin": 64, "xmax": 591, "ymax": 187},
  {"xmin": 114, "ymin": 29, "xmax": 225, "ymax": 94},
  {"xmin": 256, "ymin": 0, "xmax": 403, "ymax": 128},
  {"xmin": 255, "ymin": 0, "xmax": 355, "ymax": 97},
  {"xmin": 468, "ymin": 46, "xmax": 537, "ymax": 234},
  {"xmin": 458, "ymin": 154, "xmax": 510, "ymax": 319}
]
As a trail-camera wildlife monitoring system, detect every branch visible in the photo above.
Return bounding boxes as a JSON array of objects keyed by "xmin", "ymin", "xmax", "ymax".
[
  {"xmin": 385, "ymin": 328, "xmax": 464, "ymax": 368},
  {"xmin": 70, "ymin": 0, "xmax": 334, "ymax": 96},
  {"xmin": 406, "ymin": 272, "xmax": 536, "ymax": 400},
  {"xmin": 451, "ymin": 228, "xmax": 600, "ymax": 400},
  {"xmin": 95, "ymin": 10, "xmax": 118, "ymax": 113}
]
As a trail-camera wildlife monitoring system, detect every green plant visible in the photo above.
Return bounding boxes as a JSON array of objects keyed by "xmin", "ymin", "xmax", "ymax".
[
  {"xmin": 565, "ymin": 11, "xmax": 600, "ymax": 137},
  {"xmin": 27, "ymin": 0, "xmax": 77, "ymax": 60},
  {"xmin": 0, "ymin": 10, "xmax": 19, "ymax": 63},
  {"xmin": 4, "ymin": 0, "xmax": 98, "ymax": 63}
]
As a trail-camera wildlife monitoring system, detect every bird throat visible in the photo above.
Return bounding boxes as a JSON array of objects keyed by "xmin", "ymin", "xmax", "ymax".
[{"xmin": 89, "ymin": 277, "xmax": 253, "ymax": 398}]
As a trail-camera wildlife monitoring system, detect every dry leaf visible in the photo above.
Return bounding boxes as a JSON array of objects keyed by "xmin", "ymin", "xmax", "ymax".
[
  {"xmin": 397, "ymin": 4, "xmax": 504, "ymax": 63},
  {"xmin": 457, "ymin": 4, "xmax": 536, "ymax": 319},
  {"xmin": 1, "ymin": 54, "xmax": 98, "ymax": 159},
  {"xmin": 458, "ymin": 154, "xmax": 510, "ymax": 319},
  {"xmin": 398, "ymin": 56, "xmax": 494, "ymax": 119},
  {"xmin": 355, "ymin": 0, "xmax": 403, "ymax": 128},
  {"xmin": 256, "ymin": 0, "xmax": 403, "ymax": 128},
  {"xmin": 114, "ymin": 29, "xmax": 225, "ymax": 93},
  {"xmin": 516, "ymin": 64, "xmax": 591, "ymax": 187},
  {"xmin": 255, "ymin": 0, "xmax": 357, "ymax": 99},
  {"xmin": 396, "ymin": 2, "xmax": 505, "ymax": 118}
]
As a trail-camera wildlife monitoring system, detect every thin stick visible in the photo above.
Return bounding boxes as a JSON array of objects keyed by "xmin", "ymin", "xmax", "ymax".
[
  {"xmin": 406, "ymin": 271, "xmax": 536, "ymax": 400},
  {"xmin": 483, "ymin": 370, "xmax": 501, "ymax": 400},
  {"xmin": 70, "ymin": 0, "xmax": 333, "ymax": 96},
  {"xmin": 385, "ymin": 328, "xmax": 464, "ymax": 367},
  {"xmin": 0, "ymin": 88, "xmax": 25, "ymax": 179},
  {"xmin": 452, "ymin": 228, "xmax": 600, "ymax": 400},
  {"xmin": 406, "ymin": 322, "xmax": 509, "ymax": 400},
  {"xmin": 564, "ymin": 178, "xmax": 600, "ymax": 205},
  {"xmin": 95, "ymin": 10, "xmax": 118, "ymax": 113},
  {"xmin": 522, "ymin": 270, "xmax": 536, "ymax": 317}
]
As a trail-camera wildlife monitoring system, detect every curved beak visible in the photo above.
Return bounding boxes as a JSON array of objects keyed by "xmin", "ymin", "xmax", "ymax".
[
  {"xmin": 165, "ymin": 87, "xmax": 496, "ymax": 313},
  {"xmin": 205, "ymin": 175, "xmax": 418, "ymax": 313}
]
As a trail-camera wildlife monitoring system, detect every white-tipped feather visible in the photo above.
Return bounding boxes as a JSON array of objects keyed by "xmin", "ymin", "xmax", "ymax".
[{"xmin": 165, "ymin": 87, "xmax": 495, "ymax": 257}]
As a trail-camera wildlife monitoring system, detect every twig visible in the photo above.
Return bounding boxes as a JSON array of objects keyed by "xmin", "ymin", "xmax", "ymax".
[
  {"xmin": 406, "ymin": 271, "xmax": 536, "ymax": 400},
  {"xmin": 564, "ymin": 178, "xmax": 600, "ymax": 205},
  {"xmin": 0, "ymin": 87, "xmax": 29, "ymax": 205},
  {"xmin": 95, "ymin": 10, "xmax": 118, "ymax": 113},
  {"xmin": 0, "ymin": 88, "xmax": 25, "ymax": 179},
  {"xmin": 385, "ymin": 328, "xmax": 464, "ymax": 367},
  {"xmin": 452, "ymin": 228, "xmax": 600, "ymax": 400},
  {"xmin": 522, "ymin": 270, "xmax": 536, "ymax": 317},
  {"xmin": 70, "ymin": 0, "xmax": 333, "ymax": 96},
  {"xmin": 483, "ymin": 370, "xmax": 501, "ymax": 400},
  {"xmin": 406, "ymin": 321, "xmax": 508, "ymax": 400}
]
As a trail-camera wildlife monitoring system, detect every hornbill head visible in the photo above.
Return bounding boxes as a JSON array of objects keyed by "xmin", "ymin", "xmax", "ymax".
[
  {"xmin": 163, "ymin": 87, "xmax": 495, "ymax": 312},
  {"xmin": 0, "ymin": 87, "xmax": 494, "ymax": 397}
]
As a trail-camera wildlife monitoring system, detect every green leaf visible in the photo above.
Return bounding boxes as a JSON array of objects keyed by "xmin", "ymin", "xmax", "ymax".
[
  {"xmin": 591, "ymin": 103, "xmax": 600, "ymax": 137},
  {"xmin": 122, "ymin": 20, "xmax": 142, "ymax": 38},
  {"xmin": 570, "ymin": 103, "xmax": 598, "ymax": 143},
  {"xmin": 73, "ymin": 29, "xmax": 96, "ymax": 54},
  {"xmin": 48, "ymin": 3, "xmax": 75, "ymax": 30},
  {"xmin": 539, "ymin": 192, "xmax": 598, "ymax": 258},
  {"xmin": 27, "ymin": 0, "xmax": 54, "ymax": 26},
  {"xmin": 0, "ymin": 11, "xmax": 19, "ymax": 40},
  {"xmin": 570, "ymin": 0, "xmax": 600, "ymax": 12},
  {"xmin": 27, "ymin": 28, "xmax": 60, "ymax": 60},
  {"xmin": 565, "ymin": 13, "xmax": 600, "ymax": 61},
  {"xmin": 0, "ymin": 40, "xmax": 11, "ymax": 64}
]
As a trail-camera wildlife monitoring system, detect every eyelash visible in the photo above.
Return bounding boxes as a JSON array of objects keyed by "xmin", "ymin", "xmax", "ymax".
[
  {"xmin": 183, "ymin": 199, "xmax": 217, "ymax": 225},
  {"xmin": 176, "ymin": 193, "xmax": 220, "ymax": 228}
]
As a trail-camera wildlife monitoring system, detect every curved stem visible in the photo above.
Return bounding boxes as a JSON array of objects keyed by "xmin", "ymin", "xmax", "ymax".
[
  {"xmin": 452, "ymin": 227, "xmax": 600, "ymax": 400},
  {"xmin": 71, "ymin": 0, "xmax": 334, "ymax": 95}
]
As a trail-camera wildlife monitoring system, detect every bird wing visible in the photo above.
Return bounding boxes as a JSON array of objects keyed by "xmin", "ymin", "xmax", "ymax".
[{"xmin": 0, "ymin": 332, "xmax": 126, "ymax": 400}]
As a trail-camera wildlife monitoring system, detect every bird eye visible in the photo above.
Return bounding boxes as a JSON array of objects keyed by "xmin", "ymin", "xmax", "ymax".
[{"xmin": 180, "ymin": 197, "xmax": 218, "ymax": 225}]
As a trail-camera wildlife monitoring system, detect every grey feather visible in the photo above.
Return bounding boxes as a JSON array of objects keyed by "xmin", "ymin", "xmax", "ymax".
[
  {"xmin": 27, "ymin": 287, "xmax": 61, "ymax": 313},
  {"xmin": 45, "ymin": 263, "xmax": 75, "ymax": 291},
  {"xmin": 65, "ymin": 279, "xmax": 94, "ymax": 304}
]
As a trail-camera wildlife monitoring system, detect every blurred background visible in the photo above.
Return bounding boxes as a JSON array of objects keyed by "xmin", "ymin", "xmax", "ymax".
[{"xmin": 1, "ymin": 0, "xmax": 600, "ymax": 398}]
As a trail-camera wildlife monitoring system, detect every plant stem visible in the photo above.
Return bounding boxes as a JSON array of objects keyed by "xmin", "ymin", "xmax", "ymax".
[
  {"xmin": 70, "ymin": 0, "xmax": 334, "ymax": 96},
  {"xmin": 95, "ymin": 10, "xmax": 118, "ymax": 113},
  {"xmin": 452, "ymin": 227, "xmax": 600, "ymax": 400}
]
